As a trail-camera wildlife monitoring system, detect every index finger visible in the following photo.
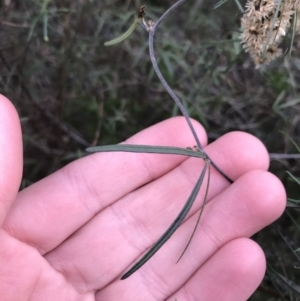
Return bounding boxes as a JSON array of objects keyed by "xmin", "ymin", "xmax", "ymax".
[{"xmin": 0, "ymin": 95, "xmax": 23, "ymax": 225}]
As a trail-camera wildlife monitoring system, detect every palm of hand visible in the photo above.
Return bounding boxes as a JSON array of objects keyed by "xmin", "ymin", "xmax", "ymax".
[{"xmin": 0, "ymin": 95, "xmax": 285, "ymax": 301}]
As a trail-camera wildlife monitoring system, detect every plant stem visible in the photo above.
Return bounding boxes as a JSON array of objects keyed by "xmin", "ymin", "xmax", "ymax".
[{"xmin": 148, "ymin": 0, "xmax": 233, "ymax": 184}]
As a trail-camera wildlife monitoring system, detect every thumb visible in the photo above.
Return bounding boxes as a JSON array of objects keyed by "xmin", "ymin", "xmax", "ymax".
[{"xmin": 0, "ymin": 95, "xmax": 23, "ymax": 225}]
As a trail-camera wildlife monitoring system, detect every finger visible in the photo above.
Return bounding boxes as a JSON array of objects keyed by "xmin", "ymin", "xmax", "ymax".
[
  {"xmin": 3, "ymin": 117, "xmax": 207, "ymax": 253},
  {"xmin": 0, "ymin": 95, "xmax": 22, "ymax": 224},
  {"xmin": 94, "ymin": 170, "xmax": 284, "ymax": 300},
  {"xmin": 167, "ymin": 238, "xmax": 266, "ymax": 301},
  {"xmin": 44, "ymin": 131, "xmax": 271, "ymax": 292},
  {"xmin": 0, "ymin": 230, "xmax": 81, "ymax": 301}
]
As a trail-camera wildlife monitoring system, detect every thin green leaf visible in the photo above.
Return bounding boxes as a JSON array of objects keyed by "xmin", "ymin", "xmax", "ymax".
[
  {"xmin": 286, "ymin": 203, "xmax": 300, "ymax": 208},
  {"xmin": 285, "ymin": 210, "xmax": 300, "ymax": 233},
  {"xmin": 27, "ymin": 14, "xmax": 43, "ymax": 42},
  {"xmin": 125, "ymin": 0, "xmax": 140, "ymax": 10},
  {"xmin": 27, "ymin": 0, "xmax": 51, "ymax": 42},
  {"xmin": 121, "ymin": 161, "xmax": 208, "ymax": 279},
  {"xmin": 278, "ymin": 97, "xmax": 300, "ymax": 110},
  {"xmin": 270, "ymin": 267, "xmax": 300, "ymax": 296},
  {"xmin": 233, "ymin": 0, "xmax": 244, "ymax": 13},
  {"xmin": 86, "ymin": 144, "xmax": 206, "ymax": 159},
  {"xmin": 267, "ymin": 265, "xmax": 290, "ymax": 301},
  {"xmin": 160, "ymin": 50, "xmax": 174, "ymax": 78},
  {"xmin": 272, "ymin": 91, "xmax": 288, "ymax": 122},
  {"xmin": 213, "ymin": 0, "xmax": 243, "ymax": 12},
  {"xmin": 213, "ymin": 0, "xmax": 229, "ymax": 10},
  {"xmin": 43, "ymin": 11, "xmax": 49, "ymax": 42},
  {"xmin": 132, "ymin": 41, "xmax": 148, "ymax": 67},
  {"xmin": 279, "ymin": 133, "xmax": 300, "ymax": 153},
  {"xmin": 286, "ymin": 171, "xmax": 300, "ymax": 185},
  {"xmin": 272, "ymin": 90, "xmax": 286, "ymax": 108},
  {"xmin": 104, "ymin": 18, "xmax": 139, "ymax": 46},
  {"xmin": 288, "ymin": 10, "xmax": 297, "ymax": 58},
  {"xmin": 176, "ymin": 159, "xmax": 210, "ymax": 263},
  {"xmin": 274, "ymin": 225, "xmax": 300, "ymax": 262},
  {"xmin": 168, "ymin": 52, "xmax": 191, "ymax": 74},
  {"xmin": 287, "ymin": 198, "xmax": 300, "ymax": 204}
]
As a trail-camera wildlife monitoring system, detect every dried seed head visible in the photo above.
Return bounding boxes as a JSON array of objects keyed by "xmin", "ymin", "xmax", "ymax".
[
  {"xmin": 241, "ymin": 0, "xmax": 299, "ymax": 66},
  {"xmin": 253, "ymin": 44, "xmax": 283, "ymax": 66},
  {"xmin": 138, "ymin": 5, "xmax": 146, "ymax": 19}
]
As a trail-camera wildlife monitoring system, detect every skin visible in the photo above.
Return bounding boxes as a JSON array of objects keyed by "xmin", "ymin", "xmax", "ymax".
[{"xmin": 0, "ymin": 94, "xmax": 286, "ymax": 301}]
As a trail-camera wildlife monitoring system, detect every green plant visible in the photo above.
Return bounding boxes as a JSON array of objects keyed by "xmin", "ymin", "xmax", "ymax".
[
  {"xmin": 88, "ymin": 0, "xmax": 232, "ymax": 279},
  {"xmin": 1, "ymin": 0, "xmax": 300, "ymax": 299}
]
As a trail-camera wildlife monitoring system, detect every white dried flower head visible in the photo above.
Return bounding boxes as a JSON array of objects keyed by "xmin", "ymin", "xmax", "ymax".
[
  {"xmin": 295, "ymin": 6, "xmax": 300, "ymax": 33},
  {"xmin": 241, "ymin": 0, "xmax": 300, "ymax": 66},
  {"xmin": 252, "ymin": 44, "xmax": 283, "ymax": 67}
]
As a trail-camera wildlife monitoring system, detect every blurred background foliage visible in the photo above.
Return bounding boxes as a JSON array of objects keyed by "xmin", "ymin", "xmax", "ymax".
[{"xmin": 0, "ymin": 0, "xmax": 300, "ymax": 299}]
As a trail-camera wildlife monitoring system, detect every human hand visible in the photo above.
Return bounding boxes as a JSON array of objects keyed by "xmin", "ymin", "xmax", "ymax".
[{"xmin": 0, "ymin": 94, "xmax": 285, "ymax": 301}]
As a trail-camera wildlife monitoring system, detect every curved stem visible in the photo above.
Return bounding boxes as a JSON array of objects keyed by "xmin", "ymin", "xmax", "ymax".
[
  {"xmin": 149, "ymin": 0, "xmax": 201, "ymax": 148},
  {"xmin": 148, "ymin": 0, "xmax": 233, "ymax": 184}
]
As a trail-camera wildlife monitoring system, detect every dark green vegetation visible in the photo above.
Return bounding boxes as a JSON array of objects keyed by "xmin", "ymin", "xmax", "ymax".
[{"xmin": 0, "ymin": 0, "xmax": 300, "ymax": 299}]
